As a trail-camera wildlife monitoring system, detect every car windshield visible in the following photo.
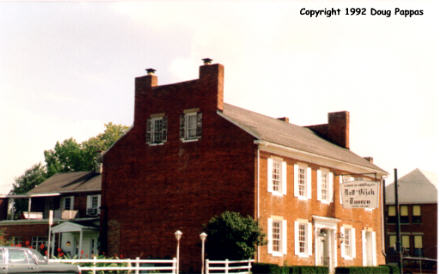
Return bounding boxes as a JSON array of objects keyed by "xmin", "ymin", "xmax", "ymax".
[{"xmin": 27, "ymin": 248, "xmax": 46, "ymax": 262}]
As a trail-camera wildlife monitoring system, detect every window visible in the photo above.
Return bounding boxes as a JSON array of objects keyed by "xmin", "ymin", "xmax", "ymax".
[
  {"xmin": 402, "ymin": 235, "xmax": 410, "ymax": 253},
  {"xmin": 387, "ymin": 206, "xmax": 396, "ymax": 223},
  {"xmin": 341, "ymin": 226, "xmax": 356, "ymax": 260},
  {"xmin": 267, "ymin": 158, "xmax": 287, "ymax": 196},
  {"xmin": 294, "ymin": 219, "xmax": 312, "ymax": 257},
  {"xmin": 400, "ymin": 205, "xmax": 409, "ymax": 223},
  {"xmin": 412, "ymin": 205, "xmax": 422, "ymax": 223},
  {"xmin": 413, "ymin": 235, "xmax": 423, "ymax": 257},
  {"xmin": 180, "ymin": 111, "xmax": 202, "ymax": 141},
  {"xmin": 294, "ymin": 164, "xmax": 311, "ymax": 200},
  {"xmin": 268, "ymin": 218, "xmax": 287, "ymax": 256},
  {"xmin": 317, "ymin": 169, "xmax": 333, "ymax": 203},
  {"xmin": 389, "ymin": 235, "xmax": 397, "ymax": 250},
  {"xmin": 87, "ymin": 195, "xmax": 101, "ymax": 216},
  {"xmin": 8, "ymin": 249, "xmax": 29, "ymax": 264},
  {"xmin": 146, "ymin": 115, "xmax": 167, "ymax": 145},
  {"xmin": 61, "ymin": 196, "xmax": 74, "ymax": 210}
]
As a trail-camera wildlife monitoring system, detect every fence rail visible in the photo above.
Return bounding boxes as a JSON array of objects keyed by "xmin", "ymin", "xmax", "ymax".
[
  {"xmin": 49, "ymin": 257, "xmax": 177, "ymax": 273},
  {"xmin": 205, "ymin": 259, "xmax": 254, "ymax": 274}
]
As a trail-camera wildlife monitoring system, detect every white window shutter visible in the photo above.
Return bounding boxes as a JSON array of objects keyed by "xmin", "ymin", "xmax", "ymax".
[
  {"xmin": 294, "ymin": 221, "xmax": 299, "ymax": 255},
  {"xmin": 351, "ymin": 227, "xmax": 356, "ymax": 258},
  {"xmin": 86, "ymin": 196, "xmax": 91, "ymax": 209},
  {"xmin": 268, "ymin": 218, "xmax": 273, "ymax": 254},
  {"xmin": 294, "ymin": 164, "xmax": 299, "ymax": 197},
  {"xmin": 307, "ymin": 167, "xmax": 312, "ymax": 199},
  {"xmin": 267, "ymin": 158, "xmax": 273, "ymax": 193},
  {"xmin": 71, "ymin": 196, "xmax": 75, "ymax": 210},
  {"xmin": 307, "ymin": 222, "xmax": 313, "ymax": 256},
  {"xmin": 329, "ymin": 172, "xmax": 334, "ymax": 202},
  {"xmin": 372, "ymin": 231, "xmax": 377, "ymax": 265},
  {"xmin": 317, "ymin": 169, "xmax": 322, "ymax": 201},
  {"xmin": 339, "ymin": 176, "xmax": 343, "ymax": 204},
  {"xmin": 282, "ymin": 161, "xmax": 287, "ymax": 195},
  {"xmin": 97, "ymin": 195, "xmax": 102, "ymax": 213},
  {"xmin": 362, "ymin": 230, "xmax": 366, "ymax": 266},
  {"xmin": 341, "ymin": 227, "xmax": 345, "ymax": 259},
  {"xmin": 282, "ymin": 220, "xmax": 287, "ymax": 255}
]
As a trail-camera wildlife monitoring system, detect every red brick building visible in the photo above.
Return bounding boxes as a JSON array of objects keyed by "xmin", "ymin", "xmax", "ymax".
[
  {"xmin": 385, "ymin": 168, "xmax": 437, "ymax": 272},
  {"xmin": 102, "ymin": 60, "xmax": 388, "ymax": 272}
]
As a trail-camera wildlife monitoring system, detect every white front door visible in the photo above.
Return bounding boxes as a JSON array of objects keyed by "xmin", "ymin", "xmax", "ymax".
[{"xmin": 317, "ymin": 229, "xmax": 330, "ymax": 266}]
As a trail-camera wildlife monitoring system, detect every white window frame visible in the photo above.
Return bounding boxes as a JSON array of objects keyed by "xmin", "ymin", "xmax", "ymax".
[
  {"xmin": 61, "ymin": 196, "xmax": 74, "ymax": 210},
  {"xmin": 317, "ymin": 169, "xmax": 333, "ymax": 204},
  {"xmin": 294, "ymin": 164, "xmax": 311, "ymax": 200},
  {"xmin": 86, "ymin": 194, "xmax": 101, "ymax": 215},
  {"xmin": 294, "ymin": 219, "xmax": 312, "ymax": 258},
  {"xmin": 146, "ymin": 115, "xmax": 167, "ymax": 145},
  {"xmin": 267, "ymin": 217, "xmax": 287, "ymax": 257},
  {"xmin": 267, "ymin": 158, "xmax": 287, "ymax": 196},
  {"xmin": 341, "ymin": 225, "xmax": 356, "ymax": 260}
]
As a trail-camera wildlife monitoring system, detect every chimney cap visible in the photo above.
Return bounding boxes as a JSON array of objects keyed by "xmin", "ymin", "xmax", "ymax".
[
  {"xmin": 146, "ymin": 68, "xmax": 156, "ymax": 75},
  {"xmin": 202, "ymin": 58, "xmax": 213, "ymax": 65}
]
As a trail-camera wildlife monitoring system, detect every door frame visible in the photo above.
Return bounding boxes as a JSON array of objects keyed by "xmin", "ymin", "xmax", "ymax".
[{"xmin": 313, "ymin": 216, "xmax": 340, "ymax": 272}]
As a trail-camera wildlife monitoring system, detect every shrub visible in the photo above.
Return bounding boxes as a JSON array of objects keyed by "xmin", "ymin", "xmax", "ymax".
[{"xmin": 335, "ymin": 266, "xmax": 391, "ymax": 274}]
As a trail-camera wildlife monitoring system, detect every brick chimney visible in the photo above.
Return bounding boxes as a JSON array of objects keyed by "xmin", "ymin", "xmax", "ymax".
[
  {"xmin": 277, "ymin": 117, "xmax": 290, "ymax": 123},
  {"xmin": 364, "ymin": 157, "xmax": 373, "ymax": 163},
  {"xmin": 134, "ymin": 68, "xmax": 158, "ymax": 126},
  {"xmin": 199, "ymin": 58, "xmax": 224, "ymax": 111},
  {"xmin": 305, "ymin": 111, "xmax": 350, "ymax": 149}
]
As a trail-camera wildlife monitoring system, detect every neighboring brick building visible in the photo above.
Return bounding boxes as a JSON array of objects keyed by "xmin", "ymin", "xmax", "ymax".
[
  {"xmin": 385, "ymin": 168, "xmax": 437, "ymax": 272},
  {"xmin": 102, "ymin": 60, "xmax": 388, "ymax": 272},
  {"xmin": 0, "ymin": 171, "xmax": 101, "ymax": 258}
]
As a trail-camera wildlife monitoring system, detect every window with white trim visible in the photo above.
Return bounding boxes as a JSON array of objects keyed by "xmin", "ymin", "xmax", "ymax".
[
  {"xmin": 341, "ymin": 225, "xmax": 356, "ymax": 260},
  {"xmin": 294, "ymin": 219, "xmax": 312, "ymax": 257},
  {"xmin": 146, "ymin": 115, "xmax": 167, "ymax": 145},
  {"xmin": 317, "ymin": 169, "xmax": 333, "ymax": 203},
  {"xmin": 61, "ymin": 196, "xmax": 74, "ymax": 210},
  {"xmin": 180, "ymin": 111, "xmax": 202, "ymax": 141},
  {"xmin": 86, "ymin": 194, "xmax": 101, "ymax": 216},
  {"xmin": 294, "ymin": 164, "xmax": 311, "ymax": 200},
  {"xmin": 267, "ymin": 158, "xmax": 287, "ymax": 196},
  {"xmin": 267, "ymin": 217, "xmax": 287, "ymax": 256}
]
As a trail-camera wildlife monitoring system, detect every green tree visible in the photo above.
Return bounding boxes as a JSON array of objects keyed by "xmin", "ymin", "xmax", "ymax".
[
  {"xmin": 10, "ymin": 122, "xmax": 129, "ymax": 216},
  {"xmin": 11, "ymin": 163, "xmax": 48, "ymax": 217},
  {"xmin": 204, "ymin": 211, "xmax": 266, "ymax": 260}
]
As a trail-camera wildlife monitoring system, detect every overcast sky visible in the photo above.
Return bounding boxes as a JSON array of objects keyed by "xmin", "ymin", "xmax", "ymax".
[{"xmin": 0, "ymin": 1, "xmax": 438, "ymax": 193}]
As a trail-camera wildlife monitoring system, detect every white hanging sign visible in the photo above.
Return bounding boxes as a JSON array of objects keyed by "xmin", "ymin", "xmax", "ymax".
[{"xmin": 341, "ymin": 181, "xmax": 380, "ymax": 208}]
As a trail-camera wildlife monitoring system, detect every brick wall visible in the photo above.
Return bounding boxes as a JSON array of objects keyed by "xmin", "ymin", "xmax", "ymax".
[{"xmin": 102, "ymin": 63, "xmax": 256, "ymax": 271}]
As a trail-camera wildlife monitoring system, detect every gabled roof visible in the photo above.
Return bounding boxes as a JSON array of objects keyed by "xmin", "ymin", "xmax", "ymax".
[
  {"xmin": 221, "ymin": 103, "xmax": 386, "ymax": 173},
  {"xmin": 26, "ymin": 171, "xmax": 101, "ymax": 196},
  {"xmin": 385, "ymin": 168, "xmax": 438, "ymax": 204}
]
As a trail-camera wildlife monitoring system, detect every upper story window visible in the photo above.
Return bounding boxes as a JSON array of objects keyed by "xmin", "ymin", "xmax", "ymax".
[
  {"xmin": 180, "ymin": 110, "xmax": 202, "ymax": 141},
  {"xmin": 317, "ymin": 169, "xmax": 333, "ymax": 204},
  {"xmin": 267, "ymin": 158, "xmax": 287, "ymax": 196},
  {"xmin": 87, "ymin": 194, "xmax": 101, "ymax": 216},
  {"xmin": 341, "ymin": 225, "xmax": 356, "ymax": 260},
  {"xmin": 400, "ymin": 205, "xmax": 409, "ymax": 223},
  {"xmin": 412, "ymin": 205, "xmax": 422, "ymax": 223},
  {"xmin": 146, "ymin": 114, "xmax": 167, "ymax": 145},
  {"xmin": 267, "ymin": 217, "xmax": 287, "ymax": 256},
  {"xmin": 294, "ymin": 219, "xmax": 312, "ymax": 257},
  {"xmin": 61, "ymin": 196, "xmax": 74, "ymax": 210},
  {"xmin": 294, "ymin": 164, "xmax": 311, "ymax": 200},
  {"xmin": 387, "ymin": 205, "xmax": 396, "ymax": 223}
]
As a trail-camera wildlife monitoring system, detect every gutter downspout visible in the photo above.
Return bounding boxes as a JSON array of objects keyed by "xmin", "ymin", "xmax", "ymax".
[
  {"xmin": 257, "ymin": 147, "xmax": 260, "ymax": 262},
  {"xmin": 381, "ymin": 177, "xmax": 387, "ymax": 258}
]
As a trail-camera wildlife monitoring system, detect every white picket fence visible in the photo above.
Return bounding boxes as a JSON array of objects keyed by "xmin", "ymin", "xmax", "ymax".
[
  {"xmin": 205, "ymin": 259, "xmax": 254, "ymax": 274},
  {"xmin": 49, "ymin": 257, "xmax": 177, "ymax": 273}
]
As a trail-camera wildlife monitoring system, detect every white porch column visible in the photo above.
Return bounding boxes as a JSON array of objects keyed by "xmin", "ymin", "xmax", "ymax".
[
  {"xmin": 78, "ymin": 230, "xmax": 83, "ymax": 258},
  {"xmin": 51, "ymin": 233, "xmax": 56, "ymax": 257},
  {"xmin": 28, "ymin": 197, "xmax": 32, "ymax": 214}
]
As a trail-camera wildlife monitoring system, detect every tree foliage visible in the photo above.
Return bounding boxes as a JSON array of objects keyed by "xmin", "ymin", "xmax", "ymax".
[
  {"xmin": 10, "ymin": 123, "xmax": 129, "ymax": 215},
  {"xmin": 204, "ymin": 211, "xmax": 266, "ymax": 260}
]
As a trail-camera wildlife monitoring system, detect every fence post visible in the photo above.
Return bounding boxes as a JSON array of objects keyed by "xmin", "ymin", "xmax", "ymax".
[
  {"xmin": 135, "ymin": 257, "xmax": 140, "ymax": 274},
  {"xmin": 205, "ymin": 259, "xmax": 209, "ymax": 274},
  {"xmin": 92, "ymin": 256, "xmax": 96, "ymax": 274},
  {"xmin": 248, "ymin": 259, "xmax": 252, "ymax": 273},
  {"xmin": 173, "ymin": 257, "xmax": 177, "ymax": 274},
  {"xmin": 225, "ymin": 259, "xmax": 229, "ymax": 274}
]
